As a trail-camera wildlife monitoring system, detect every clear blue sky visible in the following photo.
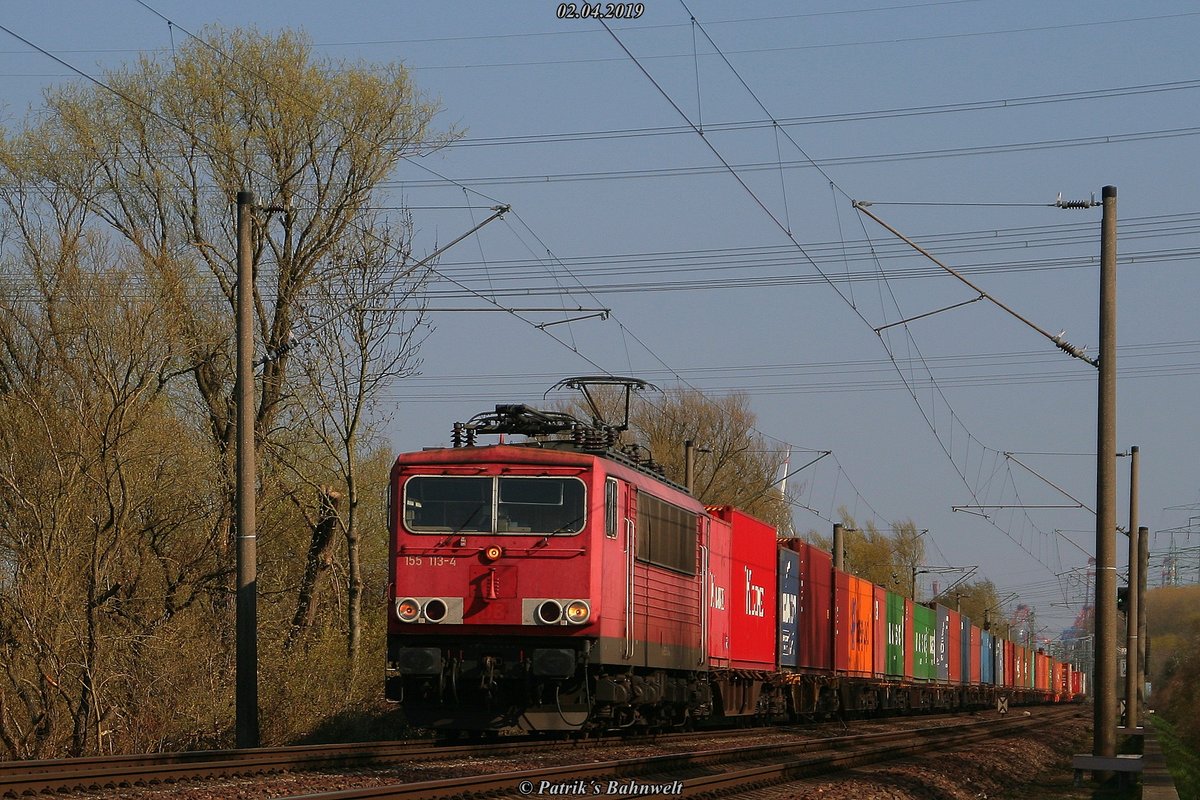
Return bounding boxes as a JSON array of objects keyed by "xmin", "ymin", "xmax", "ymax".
[{"xmin": 4, "ymin": 1, "xmax": 1198, "ymax": 636}]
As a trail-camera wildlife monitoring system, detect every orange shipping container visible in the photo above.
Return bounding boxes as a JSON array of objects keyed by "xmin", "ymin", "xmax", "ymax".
[{"xmin": 834, "ymin": 571, "xmax": 875, "ymax": 676}]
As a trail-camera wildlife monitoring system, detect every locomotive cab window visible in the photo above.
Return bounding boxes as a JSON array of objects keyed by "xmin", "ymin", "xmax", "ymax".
[
  {"xmin": 403, "ymin": 475, "xmax": 585, "ymax": 535},
  {"xmin": 404, "ymin": 476, "xmax": 492, "ymax": 532},
  {"xmin": 604, "ymin": 478, "xmax": 618, "ymax": 539},
  {"xmin": 497, "ymin": 477, "xmax": 585, "ymax": 534}
]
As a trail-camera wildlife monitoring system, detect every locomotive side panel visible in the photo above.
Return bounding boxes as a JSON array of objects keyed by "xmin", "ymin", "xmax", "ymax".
[
  {"xmin": 627, "ymin": 478, "xmax": 705, "ymax": 670},
  {"xmin": 632, "ymin": 561, "xmax": 702, "ymax": 669},
  {"xmin": 595, "ymin": 474, "xmax": 634, "ymax": 663}
]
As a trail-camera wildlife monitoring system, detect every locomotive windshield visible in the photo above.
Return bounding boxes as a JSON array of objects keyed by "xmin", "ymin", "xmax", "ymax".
[{"xmin": 404, "ymin": 475, "xmax": 586, "ymax": 535}]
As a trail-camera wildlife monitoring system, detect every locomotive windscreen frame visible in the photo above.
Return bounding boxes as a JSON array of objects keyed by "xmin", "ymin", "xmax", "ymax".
[{"xmin": 404, "ymin": 474, "xmax": 586, "ymax": 535}]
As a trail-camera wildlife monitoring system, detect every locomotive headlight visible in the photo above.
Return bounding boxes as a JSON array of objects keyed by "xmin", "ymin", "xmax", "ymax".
[
  {"xmin": 484, "ymin": 545, "xmax": 503, "ymax": 561},
  {"xmin": 564, "ymin": 600, "xmax": 591, "ymax": 625},
  {"xmin": 536, "ymin": 599, "xmax": 563, "ymax": 624},
  {"xmin": 422, "ymin": 598, "xmax": 448, "ymax": 623},
  {"xmin": 395, "ymin": 597, "xmax": 421, "ymax": 623}
]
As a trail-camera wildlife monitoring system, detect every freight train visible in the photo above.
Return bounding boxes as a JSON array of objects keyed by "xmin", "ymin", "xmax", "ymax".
[{"xmin": 386, "ymin": 383, "xmax": 1083, "ymax": 731}]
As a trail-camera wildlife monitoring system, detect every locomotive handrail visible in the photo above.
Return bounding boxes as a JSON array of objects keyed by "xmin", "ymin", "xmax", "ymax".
[
  {"xmin": 699, "ymin": 543, "xmax": 709, "ymax": 666},
  {"xmin": 624, "ymin": 517, "xmax": 635, "ymax": 660},
  {"xmin": 396, "ymin": 546, "xmax": 585, "ymax": 557}
]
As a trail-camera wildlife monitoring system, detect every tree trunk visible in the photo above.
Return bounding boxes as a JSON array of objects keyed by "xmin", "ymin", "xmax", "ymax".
[
  {"xmin": 285, "ymin": 488, "xmax": 342, "ymax": 650},
  {"xmin": 345, "ymin": 483, "xmax": 362, "ymax": 666}
]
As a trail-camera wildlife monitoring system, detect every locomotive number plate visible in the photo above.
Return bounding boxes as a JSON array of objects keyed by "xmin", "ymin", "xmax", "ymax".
[{"xmin": 404, "ymin": 556, "xmax": 457, "ymax": 566}]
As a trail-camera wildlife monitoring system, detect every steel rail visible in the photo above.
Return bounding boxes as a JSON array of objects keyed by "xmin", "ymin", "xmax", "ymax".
[
  {"xmin": 0, "ymin": 736, "xmax": 606, "ymax": 796},
  {"xmin": 275, "ymin": 707, "xmax": 1081, "ymax": 800}
]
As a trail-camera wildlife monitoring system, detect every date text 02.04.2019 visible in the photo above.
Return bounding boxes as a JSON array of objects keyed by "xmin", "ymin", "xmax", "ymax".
[{"xmin": 557, "ymin": 3, "xmax": 645, "ymax": 20}]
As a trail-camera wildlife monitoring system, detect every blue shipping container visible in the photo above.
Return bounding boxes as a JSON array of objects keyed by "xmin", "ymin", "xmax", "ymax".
[
  {"xmin": 994, "ymin": 637, "xmax": 1006, "ymax": 687},
  {"xmin": 935, "ymin": 605, "xmax": 950, "ymax": 682},
  {"xmin": 981, "ymin": 629, "xmax": 994, "ymax": 684},
  {"xmin": 778, "ymin": 548, "xmax": 799, "ymax": 668}
]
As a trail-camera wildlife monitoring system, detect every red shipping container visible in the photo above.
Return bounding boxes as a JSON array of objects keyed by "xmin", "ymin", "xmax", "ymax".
[
  {"xmin": 1004, "ymin": 641, "xmax": 1015, "ymax": 689},
  {"xmin": 704, "ymin": 515, "xmax": 733, "ymax": 667},
  {"xmin": 708, "ymin": 507, "xmax": 777, "ymax": 670},
  {"xmin": 798, "ymin": 542, "xmax": 833, "ymax": 671},
  {"xmin": 873, "ymin": 584, "xmax": 887, "ymax": 678},
  {"xmin": 969, "ymin": 625, "xmax": 982, "ymax": 684},
  {"xmin": 834, "ymin": 570, "xmax": 874, "ymax": 676}
]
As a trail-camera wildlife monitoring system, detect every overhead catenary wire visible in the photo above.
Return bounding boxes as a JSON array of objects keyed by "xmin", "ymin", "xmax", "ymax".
[
  {"xmin": 117, "ymin": 3, "xmax": 883, "ymax": 523},
  {"xmin": 431, "ymin": 77, "xmax": 1200, "ymax": 149},
  {"xmin": 119, "ymin": 7, "xmax": 865, "ymax": 533},
  {"xmin": 380, "ymin": 125, "xmax": 1200, "ymax": 187},
  {"xmin": 348, "ymin": 10, "xmax": 1200, "ymax": 73},
  {"xmin": 853, "ymin": 201, "xmax": 1098, "ymax": 366},
  {"xmin": 14, "ymin": 7, "xmax": 1137, "ymax": 575},
  {"xmin": 602, "ymin": 8, "xmax": 1098, "ymax": 573}
]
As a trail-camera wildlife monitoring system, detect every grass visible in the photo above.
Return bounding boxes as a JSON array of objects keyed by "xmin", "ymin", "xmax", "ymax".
[{"xmin": 1151, "ymin": 714, "xmax": 1200, "ymax": 800}]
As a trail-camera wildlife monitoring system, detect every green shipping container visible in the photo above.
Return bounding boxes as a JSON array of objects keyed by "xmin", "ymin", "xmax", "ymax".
[
  {"xmin": 912, "ymin": 603, "xmax": 937, "ymax": 681},
  {"xmin": 886, "ymin": 591, "xmax": 906, "ymax": 677}
]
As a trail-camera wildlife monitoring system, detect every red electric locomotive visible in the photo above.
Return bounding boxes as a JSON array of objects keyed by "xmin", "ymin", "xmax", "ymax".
[{"xmin": 386, "ymin": 379, "xmax": 718, "ymax": 731}]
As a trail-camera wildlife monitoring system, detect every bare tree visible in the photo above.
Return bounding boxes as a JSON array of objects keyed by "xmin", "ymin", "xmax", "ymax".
[
  {"xmin": 0, "ymin": 202, "xmax": 222, "ymax": 755},
  {"xmin": 933, "ymin": 579, "xmax": 1006, "ymax": 629},
  {"xmin": 6, "ymin": 26, "xmax": 449, "ymax": 613},
  {"xmin": 0, "ymin": 26, "xmax": 447, "ymax": 752},
  {"xmin": 631, "ymin": 387, "xmax": 793, "ymax": 530},
  {"xmin": 813, "ymin": 512, "xmax": 926, "ymax": 596},
  {"xmin": 553, "ymin": 384, "xmax": 793, "ymax": 529},
  {"xmin": 274, "ymin": 218, "xmax": 429, "ymax": 665}
]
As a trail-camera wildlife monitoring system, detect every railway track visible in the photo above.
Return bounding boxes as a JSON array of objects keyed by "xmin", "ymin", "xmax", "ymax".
[
  {"xmin": 0, "ymin": 736, "xmax": 572, "ymax": 797},
  {"xmin": 3, "ymin": 707, "xmax": 1074, "ymax": 798},
  {"xmin": 271, "ymin": 706, "xmax": 1083, "ymax": 800},
  {"xmin": 0, "ymin": 725, "xmax": 766, "ymax": 796}
]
